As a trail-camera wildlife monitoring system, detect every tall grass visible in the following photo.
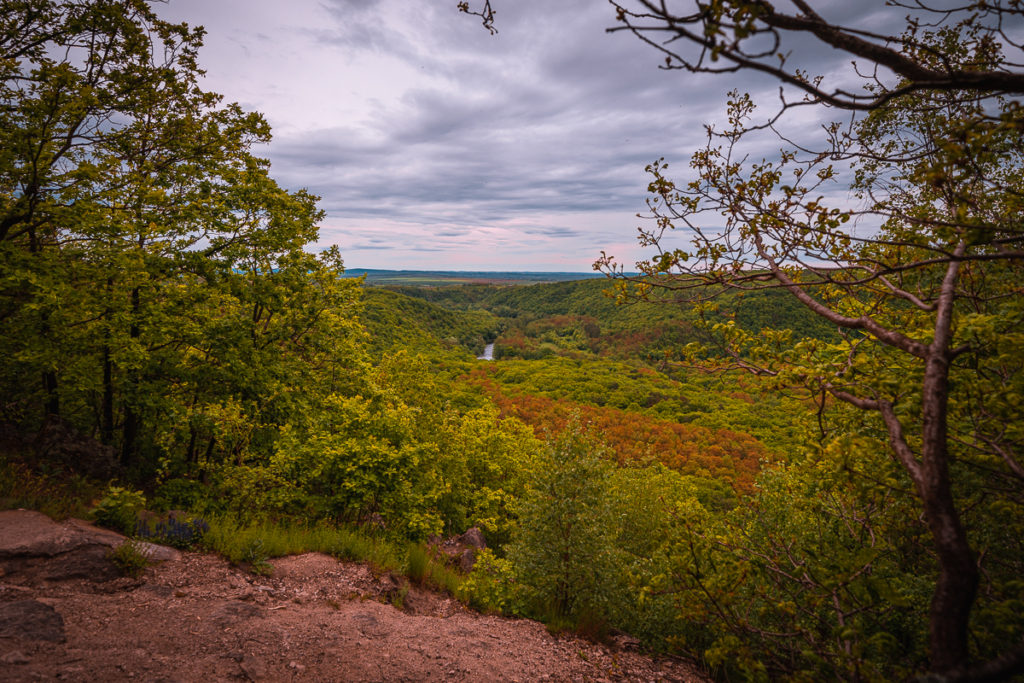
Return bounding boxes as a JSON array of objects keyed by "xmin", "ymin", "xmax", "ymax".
[
  {"xmin": 201, "ymin": 515, "xmax": 464, "ymax": 595},
  {"xmin": 0, "ymin": 455, "xmax": 98, "ymax": 519},
  {"xmin": 406, "ymin": 542, "xmax": 463, "ymax": 595}
]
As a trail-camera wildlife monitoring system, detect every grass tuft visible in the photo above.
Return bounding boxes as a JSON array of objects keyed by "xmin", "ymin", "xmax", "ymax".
[
  {"xmin": 405, "ymin": 543, "xmax": 430, "ymax": 585},
  {"xmin": 107, "ymin": 540, "xmax": 151, "ymax": 578}
]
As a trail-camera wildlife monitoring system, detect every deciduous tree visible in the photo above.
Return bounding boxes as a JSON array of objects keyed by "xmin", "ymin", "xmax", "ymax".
[
  {"xmin": 0, "ymin": 0, "xmax": 363, "ymax": 474},
  {"xmin": 594, "ymin": 16, "xmax": 1024, "ymax": 683}
]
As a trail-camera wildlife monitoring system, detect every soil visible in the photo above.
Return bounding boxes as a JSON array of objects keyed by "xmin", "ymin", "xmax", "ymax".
[{"xmin": 0, "ymin": 511, "xmax": 708, "ymax": 682}]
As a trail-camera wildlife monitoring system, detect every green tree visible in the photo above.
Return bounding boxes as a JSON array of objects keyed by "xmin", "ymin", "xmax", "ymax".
[
  {"xmin": 509, "ymin": 419, "xmax": 619, "ymax": 624},
  {"xmin": 592, "ymin": 17, "xmax": 1024, "ymax": 681},
  {"xmin": 662, "ymin": 435, "xmax": 936, "ymax": 680},
  {"xmin": 0, "ymin": 0, "xmax": 365, "ymax": 476}
]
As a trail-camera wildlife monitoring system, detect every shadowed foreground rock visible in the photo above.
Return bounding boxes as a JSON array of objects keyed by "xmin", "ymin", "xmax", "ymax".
[{"xmin": 0, "ymin": 600, "xmax": 65, "ymax": 642}]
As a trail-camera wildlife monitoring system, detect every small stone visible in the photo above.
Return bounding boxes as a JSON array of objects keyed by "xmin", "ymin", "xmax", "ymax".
[
  {"xmin": 288, "ymin": 661, "xmax": 306, "ymax": 672},
  {"xmin": 135, "ymin": 541, "xmax": 181, "ymax": 563},
  {"xmin": 1, "ymin": 650, "xmax": 30, "ymax": 665},
  {"xmin": 611, "ymin": 632, "xmax": 641, "ymax": 651},
  {"xmin": 240, "ymin": 654, "xmax": 267, "ymax": 681}
]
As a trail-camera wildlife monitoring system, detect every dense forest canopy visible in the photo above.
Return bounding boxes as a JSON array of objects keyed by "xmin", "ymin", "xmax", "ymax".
[
  {"xmin": 468, "ymin": 0, "xmax": 1024, "ymax": 678},
  {"xmin": 1, "ymin": 1, "xmax": 1022, "ymax": 681}
]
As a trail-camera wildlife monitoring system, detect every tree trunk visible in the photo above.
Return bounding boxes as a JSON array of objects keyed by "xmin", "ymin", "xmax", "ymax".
[
  {"xmin": 120, "ymin": 405, "xmax": 137, "ymax": 467},
  {"xmin": 923, "ymin": 480, "xmax": 978, "ymax": 673},
  {"xmin": 101, "ymin": 344, "xmax": 114, "ymax": 445},
  {"xmin": 186, "ymin": 426, "xmax": 198, "ymax": 464},
  {"xmin": 920, "ymin": 347, "xmax": 978, "ymax": 672},
  {"xmin": 920, "ymin": 252, "xmax": 978, "ymax": 674},
  {"xmin": 42, "ymin": 370, "xmax": 59, "ymax": 417},
  {"xmin": 120, "ymin": 286, "xmax": 141, "ymax": 467},
  {"xmin": 41, "ymin": 305, "xmax": 59, "ymax": 417}
]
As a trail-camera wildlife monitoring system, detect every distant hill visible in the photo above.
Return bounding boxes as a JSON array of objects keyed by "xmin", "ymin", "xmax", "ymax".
[
  {"xmin": 345, "ymin": 269, "xmax": 605, "ymax": 286},
  {"xmin": 383, "ymin": 277, "xmax": 839, "ymax": 342},
  {"xmin": 359, "ymin": 288, "xmax": 498, "ymax": 356}
]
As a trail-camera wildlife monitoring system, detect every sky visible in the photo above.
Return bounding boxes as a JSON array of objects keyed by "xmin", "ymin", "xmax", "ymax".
[{"xmin": 153, "ymin": 0, "xmax": 881, "ymax": 272}]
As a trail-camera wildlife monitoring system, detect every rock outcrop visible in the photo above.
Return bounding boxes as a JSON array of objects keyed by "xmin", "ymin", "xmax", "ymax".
[
  {"xmin": 433, "ymin": 526, "xmax": 488, "ymax": 572},
  {"xmin": 0, "ymin": 510, "xmax": 707, "ymax": 682},
  {"xmin": 0, "ymin": 509, "xmax": 179, "ymax": 583}
]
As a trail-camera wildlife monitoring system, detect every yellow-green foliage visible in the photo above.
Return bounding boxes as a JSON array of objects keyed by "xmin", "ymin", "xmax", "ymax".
[
  {"xmin": 359, "ymin": 288, "xmax": 498, "ymax": 357},
  {"xmin": 92, "ymin": 485, "xmax": 147, "ymax": 535},
  {"xmin": 509, "ymin": 420, "xmax": 618, "ymax": 622},
  {"xmin": 461, "ymin": 549, "xmax": 520, "ymax": 614},
  {"xmin": 660, "ymin": 437, "xmax": 936, "ymax": 681},
  {"xmin": 199, "ymin": 360, "xmax": 543, "ymax": 542},
  {"xmin": 476, "ymin": 355, "xmax": 805, "ymax": 453},
  {"xmin": 3, "ymin": 3, "xmax": 1019, "ymax": 678}
]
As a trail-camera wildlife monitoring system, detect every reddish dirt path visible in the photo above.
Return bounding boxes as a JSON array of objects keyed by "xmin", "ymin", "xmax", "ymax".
[{"xmin": 0, "ymin": 512, "xmax": 708, "ymax": 682}]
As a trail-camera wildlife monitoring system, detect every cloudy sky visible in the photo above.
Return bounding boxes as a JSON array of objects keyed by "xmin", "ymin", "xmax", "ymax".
[{"xmin": 154, "ymin": 0, "xmax": 866, "ymax": 272}]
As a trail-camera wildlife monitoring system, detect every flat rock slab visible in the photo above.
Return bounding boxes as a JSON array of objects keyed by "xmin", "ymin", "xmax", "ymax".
[
  {"xmin": 0, "ymin": 510, "xmax": 122, "ymax": 558},
  {"xmin": 0, "ymin": 600, "xmax": 65, "ymax": 643},
  {"xmin": 0, "ymin": 510, "xmax": 180, "ymax": 584}
]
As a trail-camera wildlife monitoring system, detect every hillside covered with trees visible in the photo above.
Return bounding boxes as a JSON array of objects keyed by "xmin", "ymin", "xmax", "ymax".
[{"xmin": 3, "ymin": 1, "xmax": 1023, "ymax": 681}]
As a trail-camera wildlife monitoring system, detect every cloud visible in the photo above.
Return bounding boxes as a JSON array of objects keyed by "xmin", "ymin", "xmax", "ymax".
[{"xmin": 157, "ymin": 0, "xmax": 868, "ymax": 270}]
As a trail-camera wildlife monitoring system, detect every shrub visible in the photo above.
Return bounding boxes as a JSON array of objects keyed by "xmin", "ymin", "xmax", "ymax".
[
  {"xmin": 151, "ymin": 478, "xmax": 208, "ymax": 513},
  {"xmin": 92, "ymin": 485, "xmax": 146, "ymax": 534},
  {"xmin": 460, "ymin": 548, "xmax": 519, "ymax": 614},
  {"xmin": 107, "ymin": 540, "xmax": 150, "ymax": 578},
  {"xmin": 242, "ymin": 538, "xmax": 272, "ymax": 576}
]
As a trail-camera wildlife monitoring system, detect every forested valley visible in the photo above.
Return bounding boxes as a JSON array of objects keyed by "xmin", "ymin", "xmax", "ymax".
[{"xmin": 3, "ymin": 1, "xmax": 1023, "ymax": 681}]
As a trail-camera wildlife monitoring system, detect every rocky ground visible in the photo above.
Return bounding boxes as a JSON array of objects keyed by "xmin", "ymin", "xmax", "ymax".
[{"xmin": 0, "ymin": 509, "xmax": 708, "ymax": 682}]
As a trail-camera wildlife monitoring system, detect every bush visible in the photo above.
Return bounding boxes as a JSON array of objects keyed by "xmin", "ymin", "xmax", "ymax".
[
  {"xmin": 107, "ymin": 540, "xmax": 150, "ymax": 578},
  {"xmin": 242, "ymin": 538, "xmax": 272, "ymax": 576},
  {"xmin": 460, "ymin": 549, "xmax": 519, "ymax": 614},
  {"xmin": 151, "ymin": 478, "xmax": 208, "ymax": 513},
  {"xmin": 92, "ymin": 485, "xmax": 146, "ymax": 534}
]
